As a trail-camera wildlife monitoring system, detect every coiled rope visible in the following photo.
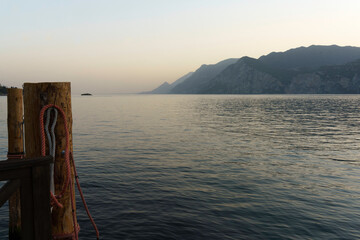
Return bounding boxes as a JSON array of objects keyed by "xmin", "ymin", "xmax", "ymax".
[{"xmin": 40, "ymin": 104, "xmax": 99, "ymax": 240}]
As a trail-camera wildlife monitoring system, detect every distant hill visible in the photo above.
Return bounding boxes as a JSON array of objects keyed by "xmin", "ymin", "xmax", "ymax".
[
  {"xmin": 171, "ymin": 72, "xmax": 194, "ymax": 87},
  {"xmin": 141, "ymin": 82, "xmax": 171, "ymax": 94},
  {"xmin": 170, "ymin": 58, "xmax": 239, "ymax": 94},
  {"xmin": 286, "ymin": 59, "xmax": 360, "ymax": 94},
  {"xmin": 141, "ymin": 72, "xmax": 193, "ymax": 94},
  {"xmin": 201, "ymin": 57, "xmax": 360, "ymax": 94},
  {"xmin": 142, "ymin": 45, "xmax": 360, "ymax": 94},
  {"xmin": 200, "ymin": 57, "xmax": 285, "ymax": 94},
  {"xmin": 259, "ymin": 45, "xmax": 360, "ymax": 71}
]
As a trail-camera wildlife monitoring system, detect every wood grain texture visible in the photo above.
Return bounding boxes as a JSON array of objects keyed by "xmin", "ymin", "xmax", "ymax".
[
  {"xmin": 0, "ymin": 156, "xmax": 53, "ymax": 171},
  {"xmin": 0, "ymin": 156, "xmax": 53, "ymax": 239},
  {"xmin": 23, "ymin": 82, "xmax": 77, "ymax": 236},
  {"xmin": 0, "ymin": 180, "xmax": 20, "ymax": 208},
  {"xmin": 7, "ymin": 88, "xmax": 24, "ymax": 153},
  {"xmin": 7, "ymin": 88, "xmax": 24, "ymax": 239},
  {"xmin": 0, "ymin": 168, "xmax": 31, "ymax": 182},
  {"xmin": 32, "ymin": 164, "xmax": 52, "ymax": 239},
  {"xmin": 20, "ymin": 176, "xmax": 34, "ymax": 240}
]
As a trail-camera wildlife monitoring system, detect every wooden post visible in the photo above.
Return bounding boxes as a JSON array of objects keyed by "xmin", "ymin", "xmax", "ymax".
[
  {"xmin": 7, "ymin": 88, "xmax": 24, "ymax": 240},
  {"xmin": 0, "ymin": 156, "xmax": 53, "ymax": 240},
  {"xmin": 23, "ymin": 82, "xmax": 77, "ymax": 237}
]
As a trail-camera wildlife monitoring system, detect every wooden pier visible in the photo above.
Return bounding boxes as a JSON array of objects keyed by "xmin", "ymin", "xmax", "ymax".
[
  {"xmin": 2, "ymin": 83, "xmax": 79, "ymax": 239},
  {"xmin": 0, "ymin": 156, "xmax": 53, "ymax": 240},
  {"xmin": 1, "ymin": 83, "xmax": 99, "ymax": 239}
]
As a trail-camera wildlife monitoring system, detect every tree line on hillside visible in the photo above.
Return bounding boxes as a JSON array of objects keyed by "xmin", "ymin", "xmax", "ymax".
[{"xmin": 0, "ymin": 84, "xmax": 7, "ymax": 95}]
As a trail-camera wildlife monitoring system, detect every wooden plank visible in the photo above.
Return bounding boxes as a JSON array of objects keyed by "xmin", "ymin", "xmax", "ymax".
[
  {"xmin": 7, "ymin": 87, "xmax": 24, "ymax": 239},
  {"xmin": 0, "ymin": 156, "xmax": 53, "ymax": 239},
  {"xmin": 0, "ymin": 168, "xmax": 31, "ymax": 181},
  {"xmin": 20, "ymin": 177, "xmax": 34, "ymax": 240},
  {"xmin": 0, "ymin": 156, "xmax": 53, "ymax": 172},
  {"xmin": 32, "ymin": 164, "xmax": 51, "ymax": 239},
  {"xmin": 0, "ymin": 180, "xmax": 20, "ymax": 207}
]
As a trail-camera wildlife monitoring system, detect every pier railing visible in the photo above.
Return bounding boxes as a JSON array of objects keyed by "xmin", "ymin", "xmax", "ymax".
[{"xmin": 0, "ymin": 156, "xmax": 53, "ymax": 240}]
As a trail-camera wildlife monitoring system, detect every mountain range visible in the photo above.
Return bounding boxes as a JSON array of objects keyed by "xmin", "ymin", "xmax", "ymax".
[{"xmin": 143, "ymin": 45, "xmax": 360, "ymax": 94}]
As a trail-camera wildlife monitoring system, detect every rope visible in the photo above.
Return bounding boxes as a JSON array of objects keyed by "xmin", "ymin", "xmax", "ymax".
[
  {"xmin": 40, "ymin": 105, "xmax": 70, "ymax": 208},
  {"xmin": 45, "ymin": 108, "xmax": 58, "ymax": 195},
  {"xmin": 40, "ymin": 104, "xmax": 99, "ymax": 240},
  {"xmin": 7, "ymin": 152, "xmax": 25, "ymax": 159},
  {"xmin": 45, "ymin": 108, "xmax": 58, "ymax": 157},
  {"xmin": 40, "ymin": 104, "xmax": 76, "ymax": 239},
  {"xmin": 71, "ymin": 152, "xmax": 100, "ymax": 239}
]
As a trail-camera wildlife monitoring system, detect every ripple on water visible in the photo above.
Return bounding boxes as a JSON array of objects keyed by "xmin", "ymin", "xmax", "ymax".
[{"xmin": 1, "ymin": 95, "xmax": 360, "ymax": 239}]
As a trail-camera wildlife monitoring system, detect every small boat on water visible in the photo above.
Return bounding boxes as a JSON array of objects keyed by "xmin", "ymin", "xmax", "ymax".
[{"xmin": 81, "ymin": 93, "xmax": 92, "ymax": 96}]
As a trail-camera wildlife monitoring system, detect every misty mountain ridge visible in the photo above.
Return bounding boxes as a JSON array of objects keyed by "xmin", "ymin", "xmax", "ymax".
[
  {"xmin": 142, "ymin": 59, "xmax": 238, "ymax": 94},
  {"xmin": 144, "ymin": 45, "xmax": 360, "ymax": 94},
  {"xmin": 259, "ymin": 45, "xmax": 360, "ymax": 71},
  {"xmin": 141, "ymin": 72, "xmax": 194, "ymax": 94},
  {"xmin": 170, "ymin": 58, "xmax": 239, "ymax": 94}
]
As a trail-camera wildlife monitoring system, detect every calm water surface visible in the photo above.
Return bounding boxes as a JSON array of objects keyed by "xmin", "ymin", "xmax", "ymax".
[{"xmin": 1, "ymin": 94, "xmax": 360, "ymax": 239}]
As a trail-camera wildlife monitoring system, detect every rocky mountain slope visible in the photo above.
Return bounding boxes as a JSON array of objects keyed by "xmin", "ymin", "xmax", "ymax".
[
  {"xmin": 144, "ymin": 45, "xmax": 360, "ymax": 94},
  {"xmin": 170, "ymin": 58, "xmax": 239, "ymax": 94},
  {"xmin": 202, "ymin": 57, "xmax": 360, "ymax": 94},
  {"xmin": 259, "ymin": 45, "xmax": 360, "ymax": 70},
  {"xmin": 141, "ymin": 72, "xmax": 193, "ymax": 94}
]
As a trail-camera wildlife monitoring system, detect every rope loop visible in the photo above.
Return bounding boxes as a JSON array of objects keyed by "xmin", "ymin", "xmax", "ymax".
[
  {"xmin": 40, "ymin": 104, "xmax": 70, "ymax": 208},
  {"xmin": 40, "ymin": 104, "xmax": 99, "ymax": 240}
]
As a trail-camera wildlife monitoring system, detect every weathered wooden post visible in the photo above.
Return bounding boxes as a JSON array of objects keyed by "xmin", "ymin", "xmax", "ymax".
[
  {"xmin": 7, "ymin": 88, "xmax": 24, "ymax": 239},
  {"xmin": 23, "ymin": 82, "xmax": 77, "ymax": 238}
]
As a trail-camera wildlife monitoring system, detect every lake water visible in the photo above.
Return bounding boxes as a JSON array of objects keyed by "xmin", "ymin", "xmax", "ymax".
[{"xmin": 1, "ymin": 94, "xmax": 360, "ymax": 239}]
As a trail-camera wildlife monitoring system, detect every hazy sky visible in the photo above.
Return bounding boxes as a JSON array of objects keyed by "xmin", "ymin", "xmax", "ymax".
[{"xmin": 1, "ymin": 0, "xmax": 359, "ymax": 93}]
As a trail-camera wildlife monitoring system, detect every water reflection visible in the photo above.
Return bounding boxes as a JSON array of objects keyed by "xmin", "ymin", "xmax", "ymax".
[{"xmin": 1, "ymin": 95, "xmax": 360, "ymax": 239}]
